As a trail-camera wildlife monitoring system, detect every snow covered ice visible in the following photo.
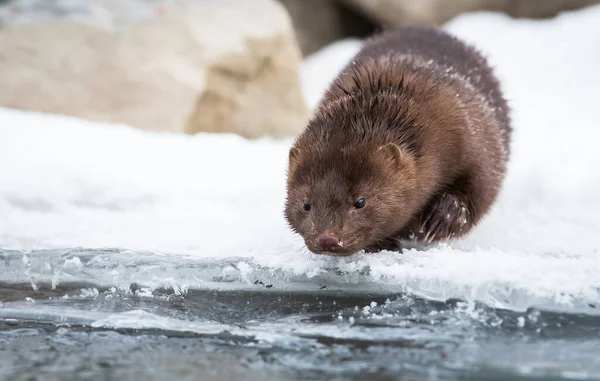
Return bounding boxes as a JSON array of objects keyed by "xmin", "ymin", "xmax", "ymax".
[{"xmin": 1, "ymin": 4, "xmax": 600, "ymax": 317}]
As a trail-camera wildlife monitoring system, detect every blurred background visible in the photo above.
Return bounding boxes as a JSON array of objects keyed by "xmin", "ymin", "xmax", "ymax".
[{"xmin": 1, "ymin": 0, "xmax": 598, "ymax": 140}]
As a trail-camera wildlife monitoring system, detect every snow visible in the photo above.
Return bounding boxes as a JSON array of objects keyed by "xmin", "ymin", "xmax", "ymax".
[
  {"xmin": 1, "ymin": 5, "xmax": 600, "ymax": 312},
  {"xmin": 300, "ymin": 38, "xmax": 363, "ymax": 110}
]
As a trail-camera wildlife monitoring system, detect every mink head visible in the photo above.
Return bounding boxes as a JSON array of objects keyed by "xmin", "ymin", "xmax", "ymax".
[{"xmin": 284, "ymin": 139, "xmax": 418, "ymax": 256}]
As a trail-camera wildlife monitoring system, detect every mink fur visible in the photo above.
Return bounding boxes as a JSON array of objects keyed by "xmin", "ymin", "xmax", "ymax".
[{"xmin": 284, "ymin": 26, "xmax": 511, "ymax": 256}]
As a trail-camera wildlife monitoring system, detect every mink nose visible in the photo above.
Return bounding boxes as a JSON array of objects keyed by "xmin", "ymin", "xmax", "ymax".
[{"xmin": 316, "ymin": 234, "xmax": 340, "ymax": 251}]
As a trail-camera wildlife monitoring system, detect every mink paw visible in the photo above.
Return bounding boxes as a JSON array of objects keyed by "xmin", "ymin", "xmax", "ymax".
[{"xmin": 418, "ymin": 194, "xmax": 469, "ymax": 243}]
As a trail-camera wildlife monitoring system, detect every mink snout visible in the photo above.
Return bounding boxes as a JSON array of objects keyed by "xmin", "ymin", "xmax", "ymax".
[{"xmin": 315, "ymin": 231, "xmax": 341, "ymax": 252}]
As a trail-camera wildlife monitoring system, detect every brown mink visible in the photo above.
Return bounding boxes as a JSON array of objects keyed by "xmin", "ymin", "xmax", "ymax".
[{"xmin": 284, "ymin": 26, "xmax": 511, "ymax": 256}]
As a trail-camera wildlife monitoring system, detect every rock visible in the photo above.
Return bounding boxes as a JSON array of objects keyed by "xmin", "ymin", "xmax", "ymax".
[
  {"xmin": 506, "ymin": 0, "xmax": 600, "ymax": 18},
  {"xmin": 0, "ymin": 0, "xmax": 309, "ymax": 139},
  {"xmin": 339, "ymin": 0, "xmax": 504, "ymax": 26},
  {"xmin": 340, "ymin": 0, "xmax": 600, "ymax": 26},
  {"xmin": 277, "ymin": 0, "xmax": 346, "ymax": 56},
  {"xmin": 277, "ymin": 0, "xmax": 376, "ymax": 56}
]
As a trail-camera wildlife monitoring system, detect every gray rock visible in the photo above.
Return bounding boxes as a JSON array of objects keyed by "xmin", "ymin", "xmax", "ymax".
[
  {"xmin": 340, "ymin": 0, "xmax": 600, "ymax": 26},
  {"xmin": 278, "ymin": 0, "xmax": 378, "ymax": 57},
  {"xmin": 278, "ymin": 0, "xmax": 347, "ymax": 56}
]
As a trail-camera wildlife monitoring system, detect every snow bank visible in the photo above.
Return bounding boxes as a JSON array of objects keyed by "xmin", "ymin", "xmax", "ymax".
[{"xmin": 1, "ymin": 5, "xmax": 600, "ymax": 311}]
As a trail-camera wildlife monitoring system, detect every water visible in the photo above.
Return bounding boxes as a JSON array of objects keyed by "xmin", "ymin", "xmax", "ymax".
[{"xmin": 1, "ymin": 248, "xmax": 599, "ymax": 380}]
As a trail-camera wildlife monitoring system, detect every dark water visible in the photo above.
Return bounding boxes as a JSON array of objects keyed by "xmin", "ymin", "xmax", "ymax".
[{"xmin": 1, "ymin": 249, "xmax": 599, "ymax": 381}]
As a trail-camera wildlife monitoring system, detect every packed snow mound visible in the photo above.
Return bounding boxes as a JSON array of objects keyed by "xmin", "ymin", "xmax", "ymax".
[{"xmin": 1, "ymin": 5, "xmax": 600, "ymax": 311}]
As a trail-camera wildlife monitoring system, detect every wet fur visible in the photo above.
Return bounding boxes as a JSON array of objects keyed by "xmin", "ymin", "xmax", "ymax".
[{"xmin": 285, "ymin": 26, "xmax": 511, "ymax": 255}]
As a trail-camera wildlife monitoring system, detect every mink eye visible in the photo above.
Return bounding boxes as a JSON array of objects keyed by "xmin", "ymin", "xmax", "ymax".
[
  {"xmin": 303, "ymin": 199, "xmax": 311, "ymax": 211},
  {"xmin": 354, "ymin": 198, "xmax": 366, "ymax": 209}
]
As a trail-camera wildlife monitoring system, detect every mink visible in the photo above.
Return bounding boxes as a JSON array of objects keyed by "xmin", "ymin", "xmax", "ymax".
[{"xmin": 284, "ymin": 26, "xmax": 511, "ymax": 256}]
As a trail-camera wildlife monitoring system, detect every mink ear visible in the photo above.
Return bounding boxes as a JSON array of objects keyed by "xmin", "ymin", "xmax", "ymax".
[{"xmin": 377, "ymin": 143, "xmax": 405, "ymax": 168}]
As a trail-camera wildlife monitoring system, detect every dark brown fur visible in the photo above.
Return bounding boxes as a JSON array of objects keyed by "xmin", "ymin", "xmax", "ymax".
[{"xmin": 284, "ymin": 26, "xmax": 511, "ymax": 256}]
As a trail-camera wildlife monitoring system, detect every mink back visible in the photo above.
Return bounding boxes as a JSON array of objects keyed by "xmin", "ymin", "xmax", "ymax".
[{"xmin": 324, "ymin": 26, "xmax": 511, "ymax": 154}]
